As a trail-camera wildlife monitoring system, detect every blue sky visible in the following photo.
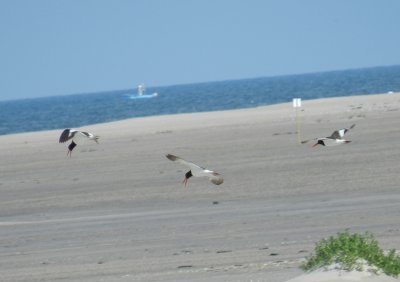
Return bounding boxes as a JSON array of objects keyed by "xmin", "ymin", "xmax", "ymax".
[{"xmin": 1, "ymin": 0, "xmax": 399, "ymax": 101}]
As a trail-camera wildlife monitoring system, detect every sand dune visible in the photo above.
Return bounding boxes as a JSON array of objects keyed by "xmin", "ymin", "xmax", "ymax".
[{"xmin": 1, "ymin": 93, "xmax": 400, "ymax": 281}]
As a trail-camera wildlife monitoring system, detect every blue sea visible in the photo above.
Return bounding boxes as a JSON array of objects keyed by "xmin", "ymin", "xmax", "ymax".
[{"xmin": 1, "ymin": 65, "xmax": 400, "ymax": 136}]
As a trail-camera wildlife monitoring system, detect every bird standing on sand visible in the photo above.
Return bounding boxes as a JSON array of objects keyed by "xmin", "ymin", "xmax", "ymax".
[
  {"xmin": 166, "ymin": 154, "xmax": 224, "ymax": 186},
  {"xmin": 59, "ymin": 129, "xmax": 99, "ymax": 156},
  {"xmin": 302, "ymin": 124, "xmax": 355, "ymax": 147}
]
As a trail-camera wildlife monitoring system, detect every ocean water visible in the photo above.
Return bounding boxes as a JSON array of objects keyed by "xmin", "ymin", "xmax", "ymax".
[{"xmin": 1, "ymin": 65, "xmax": 400, "ymax": 136}]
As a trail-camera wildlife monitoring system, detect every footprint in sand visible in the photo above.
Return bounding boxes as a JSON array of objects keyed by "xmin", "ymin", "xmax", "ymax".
[
  {"xmin": 156, "ymin": 130, "xmax": 173, "ymax": 134},
  {"xmin": 216, "ymin": 250, "xmax": 232, "ymax": 254},
  {"xmin": 177, "ymin": 265, "xmax": 193, "ymax": 269}
]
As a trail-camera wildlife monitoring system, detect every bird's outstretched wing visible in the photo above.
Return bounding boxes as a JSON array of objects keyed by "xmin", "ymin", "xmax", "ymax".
[
  {"xmin": 166, "ymin": 154, "xmax": 204, "ymax": 172},
  {"xmin": 329, "ymin": 124, "xmax": 355, "ymax": 139},
  {"xmin": 59, "ymin": 129, "xmax": 75, "ymax": 143},
  {"xmin": 80, "ymin": 131, "xmax": 99, "ymax": 143}
]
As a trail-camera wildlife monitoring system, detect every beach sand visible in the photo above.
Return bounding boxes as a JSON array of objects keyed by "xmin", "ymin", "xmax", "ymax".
[{"xmin": 1, "ymin": 92, "xmax": 400, "ymax": 282}]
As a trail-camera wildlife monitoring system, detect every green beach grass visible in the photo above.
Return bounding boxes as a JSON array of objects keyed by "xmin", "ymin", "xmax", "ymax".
[{"xmin": 301, "ymin": 232, "xmax": 400, "ymax": 277}]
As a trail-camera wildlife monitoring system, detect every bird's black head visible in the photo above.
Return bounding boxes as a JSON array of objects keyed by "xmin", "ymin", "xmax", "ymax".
[
  {"xmin": 185, "ymin": 170, "xmax": 193, "ymax": 179},
  {"xmin": 68, "ymin": 141, "xmax": 77, "ymax": 151},
  {"xmin": 313, "ymin": 139, "xmax": 325, "ymax": 147}
]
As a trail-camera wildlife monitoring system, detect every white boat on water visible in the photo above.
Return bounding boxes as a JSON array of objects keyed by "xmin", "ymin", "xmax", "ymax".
[{"xmin": 128, "ymin": 84, "xmax": 158, "ymax": 99}]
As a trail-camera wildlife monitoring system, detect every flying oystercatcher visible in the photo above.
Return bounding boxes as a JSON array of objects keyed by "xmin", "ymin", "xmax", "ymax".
[
  {"xmin": 302, "ymin": 124, "xmax": 355, "ymax": 147},
  {"xmin": 166, "ymin": 154, "xmax": 224, "ymax": 186},
  {"xmin": 59, "ymin": 129, "xmax": 99, "ymax": 156}
]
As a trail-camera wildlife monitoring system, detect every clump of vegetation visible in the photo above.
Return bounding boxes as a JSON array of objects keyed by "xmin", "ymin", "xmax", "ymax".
[{"xmin": 301, "ymin": 231, "xmax": 400, "ymax": 277}]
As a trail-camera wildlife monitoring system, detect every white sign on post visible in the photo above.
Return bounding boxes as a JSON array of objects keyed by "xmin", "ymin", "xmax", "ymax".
[{"xmin": 293, "ymin": 98, "xmax": 301, "ymax": 108}]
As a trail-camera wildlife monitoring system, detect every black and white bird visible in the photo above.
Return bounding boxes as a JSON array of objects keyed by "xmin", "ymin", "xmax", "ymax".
[
  {"xmin": 302, "ymin": 124, "xmax": 355, "ymax": 147},
  {"xmin": 166, "ymin": 154, "xmax": 224, "ymax": 186},
  {"xmin": 59, "ymin": 129, "xmax": 99, "ymax": 156}
]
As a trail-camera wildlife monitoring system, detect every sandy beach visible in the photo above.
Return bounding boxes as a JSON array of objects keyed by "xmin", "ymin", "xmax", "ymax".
[{"xmin": 1, "ymin": 92, "xmax": 400, "ymax": 282}]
